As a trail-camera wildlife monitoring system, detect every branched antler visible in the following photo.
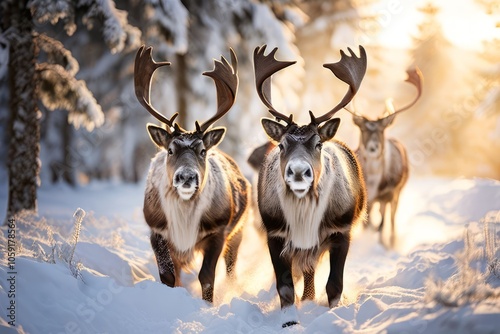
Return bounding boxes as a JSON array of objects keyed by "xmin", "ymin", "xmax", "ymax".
[
  {"xmin": 311, "ymin": 46, "xmax": 367, "ymax": 124},
  {"xmin": 135, "ymin": 45, "xmax": 239, "ymax": 134},
  {"xmin": 134, "ymin": 45, "xmax": 179, "ymax": 128},
  {"xmin": 381, "ymin": 67, "xmax": 423, "ymax": 119},
  {"xmin": 253, "ymin": 45, "xmax": 296, "ymax": 124},
  {"xmin": 197, "ymin": 48, "xmax": 239, "ymax": 133},
  {"xmin": 344, "ymin": 67, "xmax": 423, "ymax": 122},
  {"xmin": 253, "ymin": 45, "xmax": 367, "ymax": 126}
]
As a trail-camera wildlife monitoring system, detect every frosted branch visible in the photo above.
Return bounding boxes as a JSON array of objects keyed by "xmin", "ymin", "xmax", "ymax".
[
  {"xmin": 28, "ymin": 0, "xmax": 77, "ymax": 35},
  {"xmin": 79, "ymin": 0, "xmax": 141, "ymax": 53},
  {"xmin": 37, "ymin": 63, "xmax": 105, "ymax": 131},
  {"xmin": 36, "ymin": 34, "xmax": 79, "ymax": 76},
  {"xmin": 145, "ymin": 0, "xmax": 188, "ymax": 53}
]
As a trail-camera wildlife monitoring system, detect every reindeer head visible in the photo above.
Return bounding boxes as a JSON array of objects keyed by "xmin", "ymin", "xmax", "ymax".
[
  {"xmin": 352, "ymin": 68, "xmax": 422, "ymax": 158},
  {"xmin": 135, "ymin": 46, "xmax": 238, "ymax": 200},
  {"xmin": 254, "ymin": 45, "xmax": 367, "ymax": 198}
]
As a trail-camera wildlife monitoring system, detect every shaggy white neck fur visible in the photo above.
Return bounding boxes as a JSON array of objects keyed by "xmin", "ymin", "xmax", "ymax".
[
  {"xmin": 151, "ymin": 152, "xmax": 212, "ymax": 253},
  {"xmin": 160, "ymin": 192, "xmax": 205, "ymax": 253},
  {"xmin": 279, "ymin": 166, "xmax": 333, "ymax": 250}
]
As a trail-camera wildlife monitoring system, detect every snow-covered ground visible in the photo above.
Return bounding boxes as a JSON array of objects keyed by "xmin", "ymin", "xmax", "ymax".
[{"xmin": 0, "ymin": 176, "xmax": 499, "ymax": 333}]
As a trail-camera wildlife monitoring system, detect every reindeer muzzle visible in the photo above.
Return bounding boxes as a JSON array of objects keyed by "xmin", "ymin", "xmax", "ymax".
[{"xmin": 173, "ymin": 167, "xmax": 199, "ymax": 200}]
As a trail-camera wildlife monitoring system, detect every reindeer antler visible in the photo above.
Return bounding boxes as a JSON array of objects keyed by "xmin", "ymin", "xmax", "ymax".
[
  {"xmin": 311, "ymin": 46, "xmax": 367, "ymax": 124},
  {"xmin": 253, "ymin": 45, "xmax": 296, "ymax": 124},
  {"xmin": 134, "ymin": 45, "xmax": 179, "ymax": 128},
  {"xmin": 380, "ymin": 67, "xmax": 423, "ymax": 119},
  {"xmin": 197, "ymin": 48, "xmax": 239, "ymax": 133}
]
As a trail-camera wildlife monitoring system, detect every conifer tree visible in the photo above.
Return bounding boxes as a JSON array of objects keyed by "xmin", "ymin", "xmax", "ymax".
[{"xmin": 0, "ymin": 0, "xmax": 140, "ymax": 219}]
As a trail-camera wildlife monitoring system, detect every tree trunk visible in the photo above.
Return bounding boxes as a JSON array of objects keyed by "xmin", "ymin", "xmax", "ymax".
[
  {"xmin": 175, "ymin": 53, "xmax": 188, "ymax": 128},
  {"xmin": 61, "ymin": 120, "xmax": 76, "ymax": 185},
  {"xmin": 5, "ymin": 0, "xmax": 40, "ymax": 218}
]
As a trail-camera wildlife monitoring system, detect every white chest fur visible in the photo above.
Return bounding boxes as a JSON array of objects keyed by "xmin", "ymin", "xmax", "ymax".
[
  {"xmin": 280, "ymin": 191, "xmax": 332, "ymax": 250},
  {"xmin": 147, "ymin": 151, "xmax": 213, "ymax": 253},
  {"xmin": 277, "ymin": 152, "xmax": 335, "ymax": 251},
  {"xmin": 159, "ymin": 192, "xmax": 204, "ymax": 252}
]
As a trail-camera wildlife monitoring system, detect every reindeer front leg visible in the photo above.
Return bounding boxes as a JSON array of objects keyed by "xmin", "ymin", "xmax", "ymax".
[
  {"xmin": 198, "ymin": 230, "xmax": 225, "ymax": 303},
  {"xmin": 150, "ymin": 233, "xmax": 177, "ymax": 287},
  {"xmin": 326, "ymin": 232, "xmax": 350, "ymax": 308},
  {"xmin": 267, "ymin": 236, "xmax": 298, "ymax": 327}
]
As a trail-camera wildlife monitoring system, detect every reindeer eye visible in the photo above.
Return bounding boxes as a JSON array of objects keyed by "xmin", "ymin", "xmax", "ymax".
[
  {"xmin": 200, "ymin": 149, "xmax": 206, "ymax": 157},
  {"xmin": 167, "ymin": 148, "xmax": 173, "ymax": 156},
  {"xmin": 278, "ymin": 144, "xmax": 284, "ymax": 151},
  {"xmin": 316, "ymin": 142, "xmax": 323, "ymax": 150}
]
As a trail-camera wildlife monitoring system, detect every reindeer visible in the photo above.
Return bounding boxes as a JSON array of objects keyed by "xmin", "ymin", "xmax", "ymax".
[
  {"xmin": 253, "ymin": 45, "xmax": 367, "ymax": 327},
  {"xmin": 350, "ymin": 68, "xmax": 422, "ymax": 248},
  {"xmin": 135, "ymin": 45, "xmax": 250, "ymax": 303}
]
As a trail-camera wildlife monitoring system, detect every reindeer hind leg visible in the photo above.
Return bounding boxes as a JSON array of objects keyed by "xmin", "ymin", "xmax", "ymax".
[
  {"xmin": 224, "ymin": 179, "xmax": 249, "ymax": 278},
  {"xmin": 199, "ymin": 230, "xmax": 225, "ymax": 303},
  {"xmin": 389, "ymin": 192, "xmax": 401, "ymax": 248},
  {"xmin": 378, "ymin": 201, "xmax": 387, "ymax": 232},
  {"xmin": 301, "ymin": 269, "xmax": 316, "ymax": 301},
  {"xmin": 224, "ymin": 227, "xmax": 243, "ymax": 279},
  {"xmin": 378, "ymin": 201, "xmax": 387, "ymax": 246}
]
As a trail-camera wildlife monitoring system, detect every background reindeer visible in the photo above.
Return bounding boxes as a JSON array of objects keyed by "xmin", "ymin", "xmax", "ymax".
[
  {"xmin": 350, "ymin": 68, "xmax": 423, "ymax": 248},
  {"xmin": 253, "ymin": 45, "xmax": 367, "ymax": 327},
  {"xmin": 135, "ymin": 46, "xmax": 250, "ymax": 303}
]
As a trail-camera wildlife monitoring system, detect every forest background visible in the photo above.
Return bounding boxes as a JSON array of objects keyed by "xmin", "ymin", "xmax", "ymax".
[{"xmin": 0, "ymin": 0, "xmax": 499, "ymax": 217}]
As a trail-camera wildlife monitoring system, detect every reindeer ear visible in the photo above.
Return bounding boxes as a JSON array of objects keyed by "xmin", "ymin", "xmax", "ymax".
[
  {"xmin": 380, "ymin": 114, "xmax": 396, "ymax": 127},
  {"xmin": 380, "ymin": 97, "xmax": 396, "ymax": 127},
  {"xmin": 261, "ymin": 118, "xmax": 286, "ymax": 143},
  {"xmin": 202, "ymin": 127, "xmax": 226, "ymax": 151},
  {"xmin": 147, "ymin": 124, "xmax": 172, "ymax": 148},
  {"xmin": 318, "ymin": 118, "xmax": 340, "ymax": 142},
  {"xmin": 352, "ymin": 114, "xmax": 365, "ymax": 127}
]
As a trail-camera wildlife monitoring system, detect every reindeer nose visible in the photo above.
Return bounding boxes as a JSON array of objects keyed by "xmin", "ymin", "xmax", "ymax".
[
  {"xmin": 173, "ymin": 168, "xmax": 198, "ymax": 188},
  {"xmin": 368, "ymin": 142, "xmax": 379, "ymax": 153},
  {"xmin": 285, "ymin": 160, "xmax": 313, "ymax": 182}
]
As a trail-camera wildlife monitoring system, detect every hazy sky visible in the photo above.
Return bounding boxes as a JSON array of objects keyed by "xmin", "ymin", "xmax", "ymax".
[{"xmin": 369, "ymin": 0, "xmax": 499, "ymax": 49}]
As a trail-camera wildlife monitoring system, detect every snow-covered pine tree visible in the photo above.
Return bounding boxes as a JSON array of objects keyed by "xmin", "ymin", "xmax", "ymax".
[{"xmin": 1, "ymin": 0, "xmax": 141, "ymax": 220}]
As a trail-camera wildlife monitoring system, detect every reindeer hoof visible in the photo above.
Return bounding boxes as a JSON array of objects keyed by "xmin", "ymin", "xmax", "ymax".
[
  {"xmin": 280, "ymin": 305, "xmax": 299, "ymax": 328},
  {"xmin": 282, "ymin": 321, "xmax": 299, "ymax": 328},
  {"xmin": 329, "ymin": 296, "xmax": 341, "ymax": 308}
]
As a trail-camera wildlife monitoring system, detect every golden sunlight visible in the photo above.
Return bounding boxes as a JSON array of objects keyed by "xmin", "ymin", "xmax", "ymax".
[{"xmin": 372, "ymin": 0, "xmax": 500, "ymax": 50}]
